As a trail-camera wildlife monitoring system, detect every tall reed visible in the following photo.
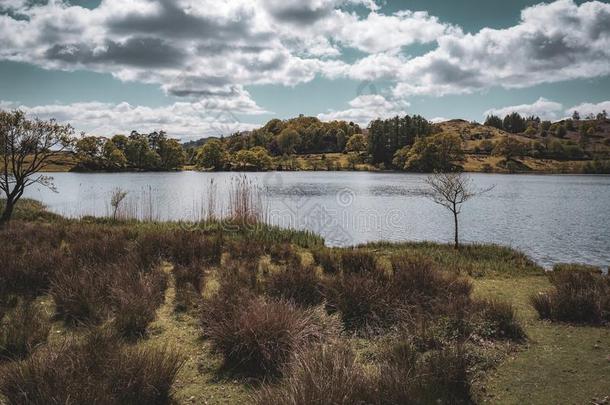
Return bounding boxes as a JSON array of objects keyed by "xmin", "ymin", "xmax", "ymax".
[{"xmin": 228, "ymin": 175, "xmax": 264, "ymax": 224}]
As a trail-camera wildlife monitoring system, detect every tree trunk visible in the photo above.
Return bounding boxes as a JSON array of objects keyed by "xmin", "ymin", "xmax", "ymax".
[
  {"xmin": 453, "ymin": 211, "xmax": 459, "ymax": 249},
  {"xmin": 0, "ymin": 197, "xmax": 15, "ymax": 227}
]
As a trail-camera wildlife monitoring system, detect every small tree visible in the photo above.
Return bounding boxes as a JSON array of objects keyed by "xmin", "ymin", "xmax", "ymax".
[
  {"xmin": 425, "ymin": 172, "xmax": 493, "ymax": 249},
  {"xmin": 110, "ymin": 188, "xmax": 128, "ymax": 220},
  {"xmin": 0, "ymin": 110, "xmax": 74, "ymax": 226}
]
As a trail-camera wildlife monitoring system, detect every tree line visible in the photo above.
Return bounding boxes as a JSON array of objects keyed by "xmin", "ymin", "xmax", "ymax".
[{"xmin": 75, "ymin": 131, "xmax": 185, "ymax": 171}]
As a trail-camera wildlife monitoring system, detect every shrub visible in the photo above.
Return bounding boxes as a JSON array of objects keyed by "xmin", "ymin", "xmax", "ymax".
[
  {"xmin": 473, "ymin": 299, "xmax": 525, "ymax": 341},
  {"xmin": 256, "ymin": 338, "xmax": 474, "ymax": 405},
  {"xmin": 378, "ymin": 340, "xmax": 473, "ymax": 404},
  {"xmin": 0, "ymin": 300, "xmax": 51, "ymax": 361},
  {"xmin": 66, "ymin": 226, "xmax": 131, "ymax": 265},
  {"xmin": 266, "ymin": 265, "xmax": 323, "ymax": 307},
  {"xmin": 531, "ymin": 293, "xmax": 553, "ymax": 320},
  {"xmin": 311, "ymin": 248, "xmax": 341, "ymax": 274},
  {"xmin": 51, "ymin": 261, "xmax": 167, "ymax": 333},
  {"xmin": 132, "ymin": 230, "xmax": 171, "ymax": 270},
  {"xmin": 323, "ymin": 254, "xmax": 474, "ymax": 332},
  {"xmin": 165, "ymin": 230, "xmax": 223, "ymax": 267},
  {"xmin": 268, "ymin": 243, "xmax": 300, "ymax": 266},
  {"xmin": 340, "ymin": 249, "xmax": 378, "ymax": 275},
  {"xmin": 531, "ymin": 267, "xmax": 610, "ymax": 324},
  {"xmin": 109, "ymin": 345, "xmax": 185, "ymax": 404},
  {"xmin": 226, "ymin": 238, "xmax": 265, "ymax": 261},
  {"xmin": 390, "ymin": 255, "xmax": 473, "ymax": 314},
  {"xmin": 204, "ymin": 297, "xmax": 341, "ymax": 376},
  {"xmin": 323, "ymin": 271, "xmax": 392, "ymax": 331},
  {"xmin": 111, "ymin": 271, "xmax": 167, "ymax": 339},
  {"xmin": 0, "ymin": 329, "xmax": 184, "ymax": 404},
  {"xmin": 0, "ymin": 224, "xmax": 66, "ymax": 296},
  {"xmin": 254, "ymin": 343, "xmax": 373, "ymax": 405},
  {"xmin": 50, "ymin": 265, "xmax": 112, "ymax": 325},
  {"xmin": 174, "ymin": 263, "xmax": 206, "ymax": 294}
]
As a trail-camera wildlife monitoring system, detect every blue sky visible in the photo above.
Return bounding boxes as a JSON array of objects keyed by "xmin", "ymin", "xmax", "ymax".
[{"xmin": 1, "ymin": 0, "xmax": 609, "ymax": 140}]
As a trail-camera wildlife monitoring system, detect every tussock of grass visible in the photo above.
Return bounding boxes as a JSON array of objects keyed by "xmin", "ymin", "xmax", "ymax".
[
  {"xmin": 0, "ymin": 329, "xmax": 184, "ymax": 404},
  {"xmin": 0, "ymin": 300, "xmax": 50, "ymax": 361},
  {"xmin": 531, "ymin": 264, "xmax": 609, "ymax": 325},
  {"xmin": 311, "ymin": 247, "xmax": 341, "ymax": 274},
  {"xmin": 1, "ymin": 201, "xmax": 603, "ymax": 404},
  {"xmin": 253, "ymin": 343, "xmax": 372, "ymax": 405},
  {"xmin": 265, "ymin": 264, "xmax": 324, "ymax": 307},
  {"xmin": 256, "ymin": 337, "xmax": 475, "ymax": 405},
  {"xmin": 202, "ymin": 293, "xmax": 341, "ymax": 377}
]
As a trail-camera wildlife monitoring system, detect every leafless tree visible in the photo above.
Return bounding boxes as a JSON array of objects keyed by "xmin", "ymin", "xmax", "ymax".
[
  {"xmin": 0, "ymin": 110, "xmax": 74, "ymax": 226},
  {"xmin": 425, "ymin": 172, "xmax": 493, "ymax": 249}
]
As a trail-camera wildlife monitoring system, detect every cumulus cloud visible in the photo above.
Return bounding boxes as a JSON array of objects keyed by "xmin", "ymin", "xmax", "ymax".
[
  {"xmin": 565, "ymin": 100, "xmax": 610, "ymax": 118},
  {"xmin": 2, "ymin": 96, "xmax": 267, "ymax": 140},
  {"xmin": 0, "ymin": 0, "xmax": 452, "ymax": 99},
  {"xmin": 484, "ymin": 98, "xmax": 564, "ymax": 120},
  {"xmin": 1, "ymin": 0, "xmax": 610, "ymax": 134},
  {"xmin": 318, "ymin": 94, "xmax": 409, "ymax": 125},
  {"xmin": 370, "ymin": 0, "xmax": 610, "ymax": 98}
]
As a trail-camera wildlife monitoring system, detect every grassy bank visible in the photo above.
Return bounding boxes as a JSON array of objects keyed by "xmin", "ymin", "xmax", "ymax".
[{"xmin": 0, "ymin": 200, "xmax": 608, "ymax": 404}]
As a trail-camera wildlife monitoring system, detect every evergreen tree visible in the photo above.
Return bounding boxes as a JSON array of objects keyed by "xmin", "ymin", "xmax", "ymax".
[{"xmin": 484, "ymin": 115, "xmax": 503, "ymax": 129}]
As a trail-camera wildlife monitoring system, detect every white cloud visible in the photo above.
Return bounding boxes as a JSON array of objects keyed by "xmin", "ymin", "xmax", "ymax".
[
  {"xmin": 0, "ymin": 0, "xmax": 457, "ymax": 99},
  {"xmin": 318, "ymin": 94, "xmax": 409, "ymax": 125},
  {"xmin": 1, "ymin": 0, "xmax": 610, "ymax": 130},
  {"xmin": 2, "ymin": 97, "xmax": 266, "ymax": 140},
  {"xmin": 565, "ymin": 100, "xmax": 610, "ymax": 118},
  {"xmin": 484, "ymin": 98, "xmax": 564, "ymax": 120},
  {"xmin": 339, "ymin": 0, "xmax": 610, "ymax": 98},
  {"xmin": 325, "ymin": 10, "xmax": 458, "ymax": 54}
]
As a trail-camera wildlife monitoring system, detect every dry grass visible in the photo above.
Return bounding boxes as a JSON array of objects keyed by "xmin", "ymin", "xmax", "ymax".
[
  {"xmin": 0, "ymin": 300, "xmax": 51, "ymax": 362},
  {"xmin": 202, "ymin": 295, "xmax": 341, "ymax": 377},
  {"xmin": 0, "ymin": 209, "xmax": 606, "ymax": 404},
  {"xmin": 531, "ymin": 265, "xmax": 609, "ymax": 325},
  {"xmin": 0, "ymin": 328, "xmax": 184, "ymax": 405}
]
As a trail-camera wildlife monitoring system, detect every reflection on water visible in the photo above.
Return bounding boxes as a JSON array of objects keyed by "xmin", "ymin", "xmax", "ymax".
[{"xmin": 24, "ymin": 171, "xmax": 610, "ymax": 269}]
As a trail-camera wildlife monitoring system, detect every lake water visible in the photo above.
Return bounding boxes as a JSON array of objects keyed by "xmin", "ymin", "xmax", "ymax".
[{"xmin": 23, "ymin": 171, "xmax": 610, "ymax": 269}]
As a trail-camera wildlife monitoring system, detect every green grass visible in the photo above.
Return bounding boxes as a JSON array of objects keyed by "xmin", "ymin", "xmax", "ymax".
[
  {"xmin": 146, "ymin": 265, "xmax": 252, "ymax": 404},
  {"xmin": 360, "ymin": 241, "xmax": 543, "ymax": 278},
  {"xmin": 0, "ymin": 198, "xmax": 61, "ymax": 222},
  {"xmin": 473, "ymin": 276, "xmax": 610, "ymax": 404}
]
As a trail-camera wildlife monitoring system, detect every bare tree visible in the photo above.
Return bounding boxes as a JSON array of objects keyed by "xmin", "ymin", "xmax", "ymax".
[
  {"xmin": 425, "ymin": 172, "xmax": 493, "ymax": 249},
  {"xmin": 0, "ymin": 110, "xmax": 74, "ymax": 226}
]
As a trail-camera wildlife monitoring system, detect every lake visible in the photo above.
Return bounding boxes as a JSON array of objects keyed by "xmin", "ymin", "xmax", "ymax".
[{"xmin": 23, "ymin": 171, "xmax": 610, "ymax": 269}]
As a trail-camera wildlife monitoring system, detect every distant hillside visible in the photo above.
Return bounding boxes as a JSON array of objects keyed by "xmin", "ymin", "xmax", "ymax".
[
  {"xmin": 182, "ymin": 136, "xmax": 221, "ymax": 149},
  {"xmin": 435, "ymin": 118, "xmax": 610, "ymax": 173}
]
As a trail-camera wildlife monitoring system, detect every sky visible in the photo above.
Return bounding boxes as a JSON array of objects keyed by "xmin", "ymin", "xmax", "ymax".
[{"xmin": 0, "ymin": 0, "xmax": 609, "ymax": 141}]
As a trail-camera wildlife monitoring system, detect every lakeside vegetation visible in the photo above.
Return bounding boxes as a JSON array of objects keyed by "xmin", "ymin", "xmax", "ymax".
[
  {"xmin": 14, "ymin": 110, "xmax": 610, "ymax": 174},
  {"xmin": 0, "ymin": 199, "xmax": 608, "ymax": 404}
]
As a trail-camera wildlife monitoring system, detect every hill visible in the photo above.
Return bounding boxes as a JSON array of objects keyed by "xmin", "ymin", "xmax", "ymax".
[{"xmin": 436, "ymin": 118, "xmax": 610, "ymax": 173}]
